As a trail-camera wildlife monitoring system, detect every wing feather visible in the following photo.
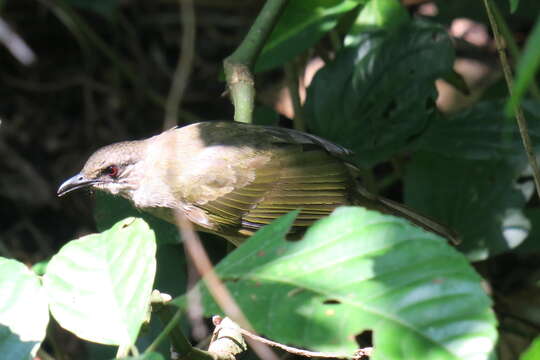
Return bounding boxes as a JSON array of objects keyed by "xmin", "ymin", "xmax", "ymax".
[{"xmin": 197, "ymin": 144, "xmax": 354, "ymax": 237}]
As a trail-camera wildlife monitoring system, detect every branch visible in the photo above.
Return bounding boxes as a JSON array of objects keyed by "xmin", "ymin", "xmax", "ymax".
[
  {"xmin": 213, "ymin": 316, "xmax": 373, "ymax": 360},
  {"xmin": 175, "ymin": 211, "xmax": 280, "ymax": 360},
  {"xmin": 223, "ymin": 0, "xmax": 289, "ymax": 123}
]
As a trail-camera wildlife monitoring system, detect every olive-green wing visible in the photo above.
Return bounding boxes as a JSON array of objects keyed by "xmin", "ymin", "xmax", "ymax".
[{"xmin": 198, "ymin": 144, "xmax": 354, "ymax": 238}]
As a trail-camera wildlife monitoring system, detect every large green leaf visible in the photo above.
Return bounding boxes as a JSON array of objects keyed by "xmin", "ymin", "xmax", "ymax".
[
  {"xmin": 418, "ymin": 100, "xmax": 540, "ymax": 163},
  {"xmin": 0, "ymin": 258, "xmax": 49, "ymax": 360},
  {"xmin": 404, "ymin": 152, "xmax": 528, "ymax": 261},
  {"xmin": 255, "ymin": 0, "xmax": 361, "ymax": 72},
  {"xmin": 43, "ymin": 218, "xmax": 157, "ymax": 346},
  {"xmin": 305, "ymin": 20, "xmax": 454, "ymax": 167},
  {"xmin": 174, "ymin": 208, "xmax": 497, "ymax": 359}
]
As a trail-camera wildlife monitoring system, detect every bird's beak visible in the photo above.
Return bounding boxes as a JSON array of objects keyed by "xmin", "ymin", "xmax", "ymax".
[{"xmin": 57, "ymin": 173, "xmax": 98, "ymax": 197}]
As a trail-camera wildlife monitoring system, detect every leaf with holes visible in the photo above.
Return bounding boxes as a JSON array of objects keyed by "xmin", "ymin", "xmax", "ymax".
[
  {"xmin": 0, "ymin": 258, "xmax": 49, "ymax": 360},
  {"xmin": 173, "ymin": 208, "xmax": 497, "ymax": 360},
  {"xmin": 43, "ymin": 217, "xmax": 157, "ymax": 346},
  {"xmin": 305, "ymin": 20, "xmax": 454, "ymax": 167}
]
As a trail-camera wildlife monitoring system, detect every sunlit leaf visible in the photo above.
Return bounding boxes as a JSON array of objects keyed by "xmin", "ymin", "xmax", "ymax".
[
  {"xmin": 43, "ymin": 218, "xmax": 157, "ymax": 346},
  {"xmin": 174, "ymin": 208, "xmax": 497, "ymax": 359},
  {"xmin": 0, "ymin": 258, "xmax": 49, "ymax": 360}
]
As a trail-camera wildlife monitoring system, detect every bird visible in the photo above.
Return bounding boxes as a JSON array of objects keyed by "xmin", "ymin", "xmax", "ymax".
[{"xmin": 58, "ymin": 121, "xmax": 456, "ymax": 245}]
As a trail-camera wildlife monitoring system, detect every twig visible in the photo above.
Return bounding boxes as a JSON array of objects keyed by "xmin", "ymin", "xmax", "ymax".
[
  {"xmin": 482, "ymin": 0, "xmax": 540, "ymax": 200},
  {"xmin": 223, "ymin": 0, "xmax": 289, "ymax": 123},
  {"xmin": 175, "ymin": 211, "xmax": 280, "ymax": 360},
  {"xmin": 0, "ymin": 17, "xmax": 36, "ymax": 65},
  {"xmin": 164, "ymin": 0, "xmax": 197, "ymax": 129},
  {"xmin": 213, "ymin": 316, "xmax": 372, "ymax": 359}
]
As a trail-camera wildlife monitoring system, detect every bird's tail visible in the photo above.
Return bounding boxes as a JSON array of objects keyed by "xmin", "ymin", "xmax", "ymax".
[{"xmin": 353, "ymin": 186, "xmax": 460, "ymax": 245}]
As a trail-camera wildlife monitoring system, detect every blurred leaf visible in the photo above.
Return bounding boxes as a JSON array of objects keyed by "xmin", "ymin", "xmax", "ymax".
[
  {"xmin": 155, "ymin": 244, "xmax": 187, "ymax": 298},
  {"xmin": 419, "ymin": 100, "xmax": 540, "ymax": 163},
  {"xmin": 345, "ymin": 0, "xmax": 409, "ymax": 45},
  {"xmin": 404, "ymin": 152, "xmax": 528, "ymax": 261},
  {"xmin": 255, "ymin": 0, "xmax": 361, "ymax": 72},
  {"xmin": 516, "ymin": 208, "xmax": 540, "ymax": 253},
  {"xmin": 521, "ymin": 336, "xmax": 540, "ymax": 360},
  {"xmin": 31, "ymin": 259, "xmax": 48, "ymax": 276},
  {"xmin": 121, "ymin": 353, "xmax": 164, "ymax": 360},
  {"xmin": 174, "ymin": 208, "xmax": 497, "ymax": 359},
  {"xmin": 510, "ymin": 0, "xmax": 520, "ymax": 13},
  {"xmin": 253, "ymin": 105, "xmax": 279, "ymax": 126},
  {"xmin": 0, "ymin": 258, "xmax": 49, "ymax": 360},
  {"xmin": 305, "ymin": 20, "xmax": 454, "ymax": 167},
  {"xmin": 95, "ymin": 192, "xmax": 179, "ymax": 245},
  {"xmin": 506, "ymin": 15, "xmax": 540, "ymax": 115},
  {"xmin": 64, "ymin": 0, "xmax": 120, "ymax": 17},
  {"xmin": 43, "ymin": 218, "xmax": 157, "ymax": 346},
  {"xmin": 442, "ymin": 69, "xmax": 471, "ymax": 95}
]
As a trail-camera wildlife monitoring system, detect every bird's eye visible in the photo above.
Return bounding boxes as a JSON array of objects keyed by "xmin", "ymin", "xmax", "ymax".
[{"xmin": 104, "ymin": 165, "xmax": 119, "ymax": 178}]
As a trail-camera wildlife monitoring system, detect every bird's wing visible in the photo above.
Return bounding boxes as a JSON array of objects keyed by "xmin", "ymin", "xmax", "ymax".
[{"xmin": 192, "ymin": 143, "xmax": 354, "ymax": 238}]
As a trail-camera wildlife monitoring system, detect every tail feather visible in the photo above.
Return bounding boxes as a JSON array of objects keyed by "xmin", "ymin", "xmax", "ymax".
[{"xmin": 353, "ymin": 186, "xmax": 460, "ymax": 244}]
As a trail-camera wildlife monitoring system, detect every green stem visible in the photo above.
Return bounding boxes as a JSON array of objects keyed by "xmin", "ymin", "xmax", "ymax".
[
  {"xmin": 148, "ymin": 306, "xmax": 215, "ymax": 360},
  {"xmin": 223, "ymin": 0, "xmax": 289, "ymax": 123},
  {"xmin": 482, "ymin": 0, "xmax": 540, "ymax": 200}
]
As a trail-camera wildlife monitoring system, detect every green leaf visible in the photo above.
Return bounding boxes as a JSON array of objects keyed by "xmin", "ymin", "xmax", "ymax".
[
  {"xmin": 255, "ymin": 0, "xmax": 361, "ymax": 72},
  {"xmin": 305, "ymin": 20, "xmax": 454, "ymax": 167},
  {"xmin": 521, "ymin": 336, "xmax": 540, "ymax": 360},
  {"xmin": 43, "ymin": 218, "xmax": 157, "ymax": 346},
  {"xmin": 404, "ymin": 152, "xmax": 528, "ymax": 261},
  {"xmin": 0, "ymin": 258, "xmax": 49, "ymax": 360},
  {"xmin": 419, "ymin": 100, "xmax": 540, "ymax": 162},
  {"xmin": 507, "ymin": 15, "xmax": 540, "ymax": 114},
  {"xmin": 345, "ymin": 0, "xmax": 409, "ymax": 44},
  {"xmin": 175, "ymin": 208, "xmax": 497, "ymax": 359},
  {"xmin": 510, "ymin": 0, "xmax": 520, "ymax": 13}
]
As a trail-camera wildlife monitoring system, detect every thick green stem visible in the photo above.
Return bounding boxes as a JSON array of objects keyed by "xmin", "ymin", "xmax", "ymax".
[
  {"xmin": 223, "ymin": 0, "xmax": 289, "ymax": 123},
  {"xmin": 482, "ymin": 0, "xmax": 540, "ymax": 200}
]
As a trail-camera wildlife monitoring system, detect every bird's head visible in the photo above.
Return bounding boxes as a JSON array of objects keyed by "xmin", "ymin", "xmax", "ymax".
[{"xmin": 57, "ymin": 141, "xmax": 144, "ymax": 198}]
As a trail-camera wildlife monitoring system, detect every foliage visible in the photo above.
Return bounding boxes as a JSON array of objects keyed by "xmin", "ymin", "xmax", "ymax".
[
  {"xmin": 175, "ymin": 208, "xmax": 497, "ymax": 359},
  {"xmin": 1, "ymin": 0, "xmax": 540, "ymax": 359}
]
